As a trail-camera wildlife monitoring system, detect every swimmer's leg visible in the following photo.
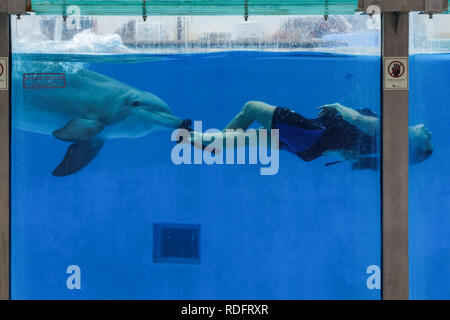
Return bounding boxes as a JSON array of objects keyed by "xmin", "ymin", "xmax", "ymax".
[
  {"xmin": 190, "ymin": 129, "xmax": 261, "ymax": 150},
  {"xmin": 224, "ymin": 101, "xmax": 276, "ymax": 131},
  {"xmin": 188, "ymin": 101, "xmax": 275, "ymax": 151}
]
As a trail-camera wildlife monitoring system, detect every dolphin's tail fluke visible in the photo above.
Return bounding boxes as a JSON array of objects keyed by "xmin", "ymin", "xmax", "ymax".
[{"xmin": 53, "ymin": 139, "xmax": 105, "ymax": 177}]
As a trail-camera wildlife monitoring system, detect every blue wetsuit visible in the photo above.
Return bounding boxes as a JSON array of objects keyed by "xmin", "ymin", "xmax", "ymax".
[{"xmin": 271, "ymin": 107, "xmax": 378, "ymax": 169}]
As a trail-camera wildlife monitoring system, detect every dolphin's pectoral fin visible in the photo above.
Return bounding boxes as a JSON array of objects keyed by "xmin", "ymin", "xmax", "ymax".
[
  {"xmin": 53, "ymin": 118, "xmax": 105, "ymax": 142},
  {"xmin": 52, "ymin": 139, "xmax": 105, "ymax": 177}
]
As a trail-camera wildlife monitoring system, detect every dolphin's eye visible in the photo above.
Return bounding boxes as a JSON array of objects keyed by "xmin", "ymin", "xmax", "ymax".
[{"xmin": 132, "ymin": 101, "xmax": 140, "ymax": 107}]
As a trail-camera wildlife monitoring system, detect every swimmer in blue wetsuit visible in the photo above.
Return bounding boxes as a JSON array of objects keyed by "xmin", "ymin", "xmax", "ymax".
[{"xmin": 188, "ymin": 101, "xmax": 433, "ymax": 169}]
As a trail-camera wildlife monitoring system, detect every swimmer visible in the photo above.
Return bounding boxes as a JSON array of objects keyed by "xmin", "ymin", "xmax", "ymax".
[{"xmin": 184, "ymin": 101, "xmax": 433, "ymax": 169}]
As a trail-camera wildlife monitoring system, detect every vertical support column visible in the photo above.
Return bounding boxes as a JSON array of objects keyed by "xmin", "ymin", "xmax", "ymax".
[
  {"xmin": 0, "ymin": 12, "xmax": 10, "ymax": 300},
  {"xmin": 381, "ymin": 12, "xmax": 409, "ymax": 300}
]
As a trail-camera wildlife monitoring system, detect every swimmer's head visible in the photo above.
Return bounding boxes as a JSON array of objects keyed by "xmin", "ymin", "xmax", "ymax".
[{"xmin": 409, "ymin": 124, "xmax": 433, "ymax": 164}]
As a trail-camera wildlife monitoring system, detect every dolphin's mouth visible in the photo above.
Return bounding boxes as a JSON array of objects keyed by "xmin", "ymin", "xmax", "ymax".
[{"xmin": 147, "ymin": 109, "xmax": 183, "ymax": 129}]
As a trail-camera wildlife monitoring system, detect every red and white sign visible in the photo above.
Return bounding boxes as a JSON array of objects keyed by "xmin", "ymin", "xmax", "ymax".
[
  {"xmin": 384, "ymin": 57, "xmax": 408, "ymax": 90},
  {"xmin": 0, "ymin": 57, "xmax": 7, "ymax": 90}
]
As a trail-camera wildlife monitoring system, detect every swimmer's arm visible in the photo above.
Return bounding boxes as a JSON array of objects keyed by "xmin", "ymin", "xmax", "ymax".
[
  {"xmin": 341, "ymin": 106, "xmax": 379, "ymax": 136},
  {"xmin": 319, "ymin": 103, "xmax": 380, "ymax": 136}
]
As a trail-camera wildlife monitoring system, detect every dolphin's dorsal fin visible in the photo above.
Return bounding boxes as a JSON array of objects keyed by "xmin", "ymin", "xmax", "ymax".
[
  {"xmin": 53, "ymin": 118, "xmax": 104, "ymax": 142},
  {"xmin": 53, "ymin": 139, "xmax": 105, "ymax": 177}
]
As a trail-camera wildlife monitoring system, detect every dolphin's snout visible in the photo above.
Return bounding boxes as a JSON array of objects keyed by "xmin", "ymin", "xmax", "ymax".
[{"xmin": 150, "ymin": 110, "xmax": 183, "ymax": 129}]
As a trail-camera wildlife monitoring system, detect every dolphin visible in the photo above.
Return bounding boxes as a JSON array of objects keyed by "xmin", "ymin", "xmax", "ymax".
[{"xmin": 14, "ymin": 68, "xmax": 190, "ymax": 176}]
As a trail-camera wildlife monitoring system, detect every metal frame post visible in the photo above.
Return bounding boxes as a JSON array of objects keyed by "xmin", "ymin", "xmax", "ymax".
[
  {"xmin": 359, "ymin": 0, "xmax": 447, "ymax": 300},
  {"xmin": 0, "ymin": 0, "xmax": 27, "ymax": 301},
  {"xmin": 0, "ymin": 11, "xmax": 10, "ymax": 301},
  {"xmin": 381, "ymin": 11, "xmax": 410, "ymax": 300}
]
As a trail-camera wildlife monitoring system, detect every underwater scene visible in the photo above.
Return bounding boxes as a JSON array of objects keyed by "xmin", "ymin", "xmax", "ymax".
[
  {"xmin": 409, "ymin": 53, "xmax": 450, "ymax": 300},
  {"xmin": 409, "ymin": 13, "xmax": 450, "ymax": 300},
  {"xmin": 10, "ymin": 15, "xmax": 384, "ymax": 299}
]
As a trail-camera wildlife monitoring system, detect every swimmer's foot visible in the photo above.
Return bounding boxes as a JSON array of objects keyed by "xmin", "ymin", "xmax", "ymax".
[
  {"xmin": 192, "ymin": 141, "xmax": 217, "ymax": 156},
  {"xmin": 179, "ymin": 119, "xmax": 193, "ymax": 131},
  {"xmin": 189, "ymin": 131, "xmax": 208, "ymax": 151},
  {"xmin": 176, "ymin": 119, "xmax": 193, "ymax": 144},
  {"xmin": 189, "ymin": 132, "xmax": 221, "ymax": 156},
  {"xmin": 177, "ymin": 130, "xmax": 221, "ymax": 156}
]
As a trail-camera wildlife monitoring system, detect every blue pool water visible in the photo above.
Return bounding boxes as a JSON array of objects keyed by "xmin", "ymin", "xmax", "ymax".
[
  {"xmin": 11, "ymin": 51, "xmax": 382, "ymax": 299},
  {"xmin": 409, "ymin": 53, "xmax": 450, "ymax": 300}
]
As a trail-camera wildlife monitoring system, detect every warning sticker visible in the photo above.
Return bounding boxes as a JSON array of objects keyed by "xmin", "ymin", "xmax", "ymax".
[
  {"xmin": 384, "ymin": 57, "xmax": 408, "ymax": 90},
  {"xmin": 0, "ymin": 57, "xmax": 7, "ymax": 90}
]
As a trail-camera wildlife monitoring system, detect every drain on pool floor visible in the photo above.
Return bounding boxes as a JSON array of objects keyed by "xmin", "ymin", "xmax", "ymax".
[{"xmin": 153, "ymin": 223, "xmax": 201, "ymax": 264}]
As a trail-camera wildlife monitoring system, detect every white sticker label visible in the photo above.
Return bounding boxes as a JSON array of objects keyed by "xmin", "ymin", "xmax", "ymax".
[
  {"xmin": 384, "ymin": 57, "xmax": 408, "ymax": 90},
  {"xmin": 0, "ymin": 57, "xmax": 7, "ymax": 90}
]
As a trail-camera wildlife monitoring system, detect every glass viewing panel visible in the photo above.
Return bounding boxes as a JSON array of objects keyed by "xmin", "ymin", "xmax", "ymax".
[
  {"xmin": 11, "ymin": 13, "xmax": 381, "ymax": 299},
  {"xmin": 409, "ymin": 12, "xmax": 450, "ymax": 300}
]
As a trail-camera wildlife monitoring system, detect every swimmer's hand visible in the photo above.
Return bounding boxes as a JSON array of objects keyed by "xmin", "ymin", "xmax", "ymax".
[{"xmin": 317, "ymin": 103, "xmax": 359, "ymax": 123}]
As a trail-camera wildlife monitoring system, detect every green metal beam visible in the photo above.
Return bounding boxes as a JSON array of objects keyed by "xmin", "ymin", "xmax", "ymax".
[{"xmin": 30, "ymin": 0, "xmax": 358, "ymax": 16}]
